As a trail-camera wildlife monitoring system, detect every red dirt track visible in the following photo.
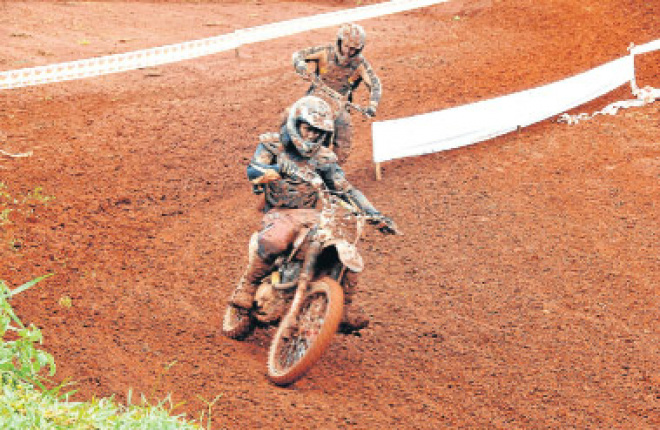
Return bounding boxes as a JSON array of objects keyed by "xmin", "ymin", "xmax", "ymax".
[{"xmin": 1, "ymin": 0, "xmax": 660, "ymax": 428}]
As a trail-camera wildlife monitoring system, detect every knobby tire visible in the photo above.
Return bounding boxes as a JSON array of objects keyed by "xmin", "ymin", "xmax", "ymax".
[{"xmin": 267, "ymin": 277, "xmax": 344, "ymax": 386}]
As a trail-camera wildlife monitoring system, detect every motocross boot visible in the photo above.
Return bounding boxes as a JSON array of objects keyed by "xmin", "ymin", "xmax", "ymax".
[
  {"xmin": 339, "ymin": 271, "xmax": 369, "ymax": 334},
  {"xmin": 230, "ymin": 236, "xmax": 273, "ymax": 309}
]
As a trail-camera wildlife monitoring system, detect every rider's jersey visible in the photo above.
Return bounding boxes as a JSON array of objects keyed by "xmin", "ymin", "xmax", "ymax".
[
  {"xmin": 292, "ymin": 44, "xmax": 382, "ymax": 109},
  {"xmin": 247, "ymin": 129, "xmax": 378, "ymax": 214}
]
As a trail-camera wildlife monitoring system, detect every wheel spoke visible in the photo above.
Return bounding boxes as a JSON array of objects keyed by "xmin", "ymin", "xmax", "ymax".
[
  {"xmin": 275, "ymin": 292, "xmax": 330, "ymax": 371},
  {"xmin": 268, "ymin": 278, "xmax": 344, "ymax": 385}
]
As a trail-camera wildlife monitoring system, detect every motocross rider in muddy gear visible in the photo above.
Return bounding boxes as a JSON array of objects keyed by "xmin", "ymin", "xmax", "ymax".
[
  {"xmin": 230, "ymin": 95, "xmax": 396, "ymax": 333},
  {"xmin": 291, "ymin": 22, "xmax": 382, "ymax": 164}
]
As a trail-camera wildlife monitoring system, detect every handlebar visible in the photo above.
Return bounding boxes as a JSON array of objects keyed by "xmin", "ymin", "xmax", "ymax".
[
  {"xmin": 287, "ymin": 166, "xmax": 401, "ymax": 235},
  {"xmin": 299, "ymin": 72, "xmax": 373, "ymax": 118}
]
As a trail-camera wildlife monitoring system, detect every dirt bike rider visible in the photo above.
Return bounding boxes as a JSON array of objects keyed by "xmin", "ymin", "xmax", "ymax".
[
  {"xmin": 291, "ymin": 22, "xmax": 382, "ymax": 164},
  {"xmin": 230, "ymin": 95, "xmax": 396, "ymax": 332}
]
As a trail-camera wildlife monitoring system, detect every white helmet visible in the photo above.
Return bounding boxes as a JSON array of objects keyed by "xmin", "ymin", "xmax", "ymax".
[
  {"xmin": 336, "ymin": 23, "xmax": 366, "ymax": 65},
  {"xmin": 286, "ymin": 96, "xmax": 334, "ymax": 157}
]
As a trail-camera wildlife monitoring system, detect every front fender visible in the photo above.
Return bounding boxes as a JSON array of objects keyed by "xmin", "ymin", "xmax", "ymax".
[{"xmin": 324, "ymin": 239, "xmax": 363, "ymax": 273}]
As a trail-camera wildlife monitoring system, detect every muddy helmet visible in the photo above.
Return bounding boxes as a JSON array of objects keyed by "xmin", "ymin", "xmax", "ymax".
[
  {"xmin": 286, "ymin": 96, "xmax": 334, "ymax": 157},
  {"xmin": 336, "ymin": 23, "xmax": 366, "ymax": 65}
]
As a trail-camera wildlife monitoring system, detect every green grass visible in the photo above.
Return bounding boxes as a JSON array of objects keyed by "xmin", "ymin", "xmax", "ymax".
[
  {"xmin": 0, "ymin": 384, "xmax": 201, "ymax": 429},
  {"xmin": 1, "ymin": 181, "xmax": 214, "ymax": 427},
  {"xmin": 0, "ymin": 276, "xmax": 204, "ymax": 429}
]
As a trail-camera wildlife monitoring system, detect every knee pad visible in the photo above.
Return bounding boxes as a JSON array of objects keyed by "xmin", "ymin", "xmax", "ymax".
[{"xmin": 257, "ymin": 223, "xmax": 296, "ymax": 261}]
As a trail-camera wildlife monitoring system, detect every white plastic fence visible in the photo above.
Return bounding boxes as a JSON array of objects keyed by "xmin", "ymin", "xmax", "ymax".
[
  {"xmin": 372, "ymin": 38, "xmax": 660, "ymax": 163},
  {"xmin": 0, "ymin": 0, "xmax": 448, "ymax": 90}
]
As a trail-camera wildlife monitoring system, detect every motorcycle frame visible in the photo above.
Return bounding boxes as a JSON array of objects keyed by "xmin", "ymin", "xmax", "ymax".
[{"xmin": 268, "ymin": 186, "xmax": 366, "ymax": 326}]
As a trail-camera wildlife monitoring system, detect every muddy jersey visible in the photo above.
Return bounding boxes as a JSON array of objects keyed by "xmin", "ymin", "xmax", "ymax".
[
  {"xmin": 292, "ymin": 44, "xmax": 382, "ymax": 108},
  {"xmin": 247, "ymin": 130, "xmax": 378, "ymax": 214}
]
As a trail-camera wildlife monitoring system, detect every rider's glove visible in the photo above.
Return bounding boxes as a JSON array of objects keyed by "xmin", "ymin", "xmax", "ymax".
[
  {"xmin": 367, "ymin": 211, "xmax": 399, "ymax": 235},
  {"xmin": 279, "ymin": 158, "xmax": 300, "ymax": 178},
  {"xmin": 365, "ymin": 105, "xmax": 377, "ymax": 118},
  {"xmin": 377, "ymin": 214, "xmax": 398, "ymax": 235},
  {"xmin": 295, "ymin": 61, "xmax": 308, "ymax": 76}
]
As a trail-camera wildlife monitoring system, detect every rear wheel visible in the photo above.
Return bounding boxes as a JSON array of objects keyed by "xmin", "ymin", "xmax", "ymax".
[
  {"xmin": 222, "ymin": 304, "xmax": 255, "ymax": 340},
  {"xmin": 267, "ymin": 277, "xmax": 344, "ymax": 386}
]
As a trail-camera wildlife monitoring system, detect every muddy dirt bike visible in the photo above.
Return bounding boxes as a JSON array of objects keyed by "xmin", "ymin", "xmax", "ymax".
[{"xmin": 222, "ymin": 168, "xmax": 399, "ymax": 386}]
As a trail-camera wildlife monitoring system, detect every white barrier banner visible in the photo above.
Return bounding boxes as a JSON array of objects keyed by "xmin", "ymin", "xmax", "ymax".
[
  {"xmin": 0, "ymin": 35, "xmax": 241, "ymax": 90},
  {"xmin": 235, "ymin": 0, "xmax": 447, "ymax": 45},
  {"xmin": 556, "ymin": 37, "xmax": 660, "ymax": 125},
  {"xmin": 372, "ymin": 55, "xmax": 634, "ymax": 163},
  {"xmin": 0, "ymin": 0, "xmax": 448, "ymax": 90},
  {"xmin": 631, "ymin": 39, "xmax": 660, "ymax": 55}
]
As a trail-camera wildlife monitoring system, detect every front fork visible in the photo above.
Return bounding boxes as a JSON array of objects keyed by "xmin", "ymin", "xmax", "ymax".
[{"xmin": 280, "ymin": 240, "xmax": 322, "ymax": 332}]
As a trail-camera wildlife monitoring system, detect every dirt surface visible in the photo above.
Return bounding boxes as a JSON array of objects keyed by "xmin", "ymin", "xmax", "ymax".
[{"xmin": 1, "ymin": 0, "xmax": 660, "ymax": 428}]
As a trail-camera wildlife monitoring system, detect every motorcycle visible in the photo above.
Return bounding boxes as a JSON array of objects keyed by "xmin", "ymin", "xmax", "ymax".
[{"xmin": 222, "ymin": 169, "xmax": 399, "ymax": 386}]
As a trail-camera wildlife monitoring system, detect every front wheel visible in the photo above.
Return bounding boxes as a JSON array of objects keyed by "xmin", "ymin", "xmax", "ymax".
[
  {"xmin": 222, "ymin": 304, "xmax": 255, "ymax": 340},
  {"xmin": 267, "ymin": 277, "xmax": 344, "ymax": 386}
]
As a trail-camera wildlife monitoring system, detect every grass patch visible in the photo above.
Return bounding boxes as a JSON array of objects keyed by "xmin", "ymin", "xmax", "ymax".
[{"xmin": 1, "ymin": 276, "xmax": 203, "ymax": 429}]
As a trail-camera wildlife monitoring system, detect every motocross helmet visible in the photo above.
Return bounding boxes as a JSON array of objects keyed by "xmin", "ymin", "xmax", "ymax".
[
  {"xmin": 336, "ymin": 23, "xmax": 366, "ymax": 65},
  {"xmin": 286, "ymin": 96, "xmax": 334, "ymax": 157}
]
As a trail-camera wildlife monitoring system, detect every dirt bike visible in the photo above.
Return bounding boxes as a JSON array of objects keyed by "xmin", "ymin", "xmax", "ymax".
[{"xmin": 222, "ymin": 169, "xmax": 398, "ymax": 387}]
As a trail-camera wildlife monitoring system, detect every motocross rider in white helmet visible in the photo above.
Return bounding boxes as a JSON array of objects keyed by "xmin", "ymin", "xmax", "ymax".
[
  {"xmin": 230, "ymin": 95, "xmax": 396, "ymax": 333},
  {"xmin": 291, "ymin": 23, "xmax": 382, "ymax": 164}
]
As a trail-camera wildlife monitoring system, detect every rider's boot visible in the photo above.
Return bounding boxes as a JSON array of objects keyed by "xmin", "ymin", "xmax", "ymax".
[
  {"xmin": 339, "ymin": 271, "xmax": 370, "ymax": 333},
  {"xmin": 230, "ymin": 237, "xmax": 273, "ymax": 309}
]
